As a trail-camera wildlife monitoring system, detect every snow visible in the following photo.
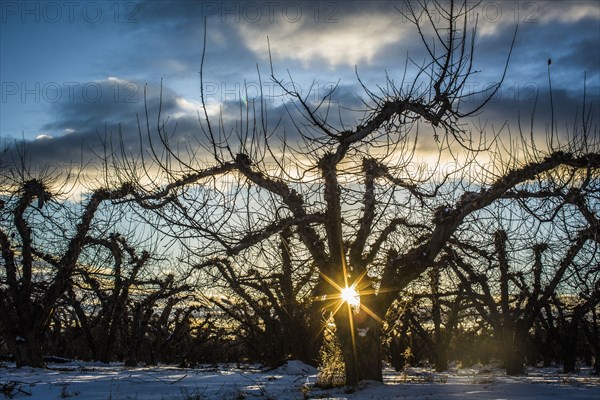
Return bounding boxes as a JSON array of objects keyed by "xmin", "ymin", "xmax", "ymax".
[{"xmin": 0, "ymin": 360, "xmax": 598, "ymax": 399}]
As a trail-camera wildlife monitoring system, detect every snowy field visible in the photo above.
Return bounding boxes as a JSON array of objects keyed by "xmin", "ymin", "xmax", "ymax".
[{"xmin": 1, "ymin": 360, "xmax": 599, "ymax": 399}]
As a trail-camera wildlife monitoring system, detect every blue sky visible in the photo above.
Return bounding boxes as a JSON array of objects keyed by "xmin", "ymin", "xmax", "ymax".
[{"xmin": 1, "ymin": 0, "xmax": 599, "ymax": 166}]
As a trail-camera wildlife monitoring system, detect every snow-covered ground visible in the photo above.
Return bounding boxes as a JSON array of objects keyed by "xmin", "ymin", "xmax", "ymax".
[{"xmin": 1, "ymin": 360, "xmax": 598, "ymax": 399}]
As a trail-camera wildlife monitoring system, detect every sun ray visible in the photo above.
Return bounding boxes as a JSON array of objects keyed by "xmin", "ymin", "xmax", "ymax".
[
  {"xmin": 358, "ymin": 303, "xmax": 383, "ymax": 324},
  {"xmin": 352, "ymin": 269, "xmax": 369, "ymax": 288},
  {"xmin": 320, "ymin": 271, "xmax": 343, "ymax": 293},
  {"xmin": 331, "ymin": 296, "xmax": 346, "ymax": 317}
]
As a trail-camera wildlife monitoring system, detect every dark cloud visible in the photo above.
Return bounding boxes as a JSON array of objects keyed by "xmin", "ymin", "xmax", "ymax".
[
  {"xmin": 472, "ymin": 5, "xmax": 599, "ymax": 91},
  {"xmin": 2, "ymin": 1, "xmax": 597, "ymax": 171},
  {"xmin": 5, "ymin": 76, "xmax": 596, "ymax": 170},
  {"xmin": 127, "ymin": 0, "xmax": 421, "ymax": 76},
  {"xmin": 3, "ymin": 79, "xmax": 197, "ymax": 166},
  {"xmin": 2, "ymin": 75, "xmax": 385, "ymax": 170},
  {"xmin": 464, "ymin": 86, "xmax": 600, "ymax": 146}
]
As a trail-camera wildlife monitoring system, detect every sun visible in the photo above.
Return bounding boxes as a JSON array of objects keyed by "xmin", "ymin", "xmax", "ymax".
[
  {"xmin": 317, "ymin": 267, "xmax": 384, "ymax": 323},
  {"xmin": 341, "ymin": 285, "xmax": 360, "ymax": 307}
]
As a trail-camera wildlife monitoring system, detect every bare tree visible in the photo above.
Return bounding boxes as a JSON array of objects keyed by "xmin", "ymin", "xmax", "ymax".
[
  {"xmin": 542, "ymin": 256, "xmax": 600, "ymax": 373},
  {"xmin": 63, "ymin": 232, "xmax": 192, "ymax": 365},
  {"xmin": 119, "ymin": 0, "xmax": 599, "ymax": 385},
  {"xmin": 0, "ymin": 146, "xmax": 139, "ymax": 367},
  {"xmin": 448, "ymin": 225, "xmax": 597, "ymax": 374},
  {"xmin": 201, "ymin": 229, "xmax": 324, "ymax": 366},
  {"xmin": 446, "ymin": 159, "xmax": 599, "ymax": 374},
  {"xmin": 410, "ymin": 265, "xmax": 465, "ymax": 372}
]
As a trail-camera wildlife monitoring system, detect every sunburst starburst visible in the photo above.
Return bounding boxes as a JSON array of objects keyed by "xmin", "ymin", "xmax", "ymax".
[{"xmin": 341, "ymin": 285, "xmax": 360, "ymax": 309}]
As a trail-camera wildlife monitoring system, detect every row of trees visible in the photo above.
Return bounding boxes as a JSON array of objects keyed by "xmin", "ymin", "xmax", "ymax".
[
  {"xmin": 1, "ymin": 0, "xmax": 598, "ymax": 387},
  {"xmin": 0, "ymin": 211, "xmax": 597, "ymax": 374}
]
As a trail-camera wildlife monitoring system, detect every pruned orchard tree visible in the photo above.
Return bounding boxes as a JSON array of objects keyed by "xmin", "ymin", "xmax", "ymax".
[
  {"xmin": 445, "ymin": 122, "xmax": 600, "ymax": 374},
  {"xmin": 552, "ymin": 284, "xmax": 600, "ymax": 373},
  {"xmin": 448, "ymin": 226, "xmax": 598, "ymax": 374},
  {"xmin": 541, "ymin": 248, "xmax": 600, "ymax": 373},
  {"xmin": 388, "ymin": 264, "xmax": 466, "ymax": 372},
  {"xmin": 65, "ymin": 233, "xmax": 192, "ymax": 365},
  {"xmin": 201, "ymin": 229, "xmax": 323, "ymax": 366},
  {"xmin": 0, "ymin": 144, "xmax": 143, "ymax": 367},
  {"xmin": 122, "ymin": 0, "xmax": 599, "ymax": 386}
]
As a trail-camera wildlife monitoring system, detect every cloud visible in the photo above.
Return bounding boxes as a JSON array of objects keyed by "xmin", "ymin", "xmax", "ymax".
[
  {"xmin": 475, "ymin": 0, "xmax": 599, "ymax": 37},
  {"xmin": 6, "ymin": 69, "xmax": 596, "ymax": 174},
  {"xmin": 2, "ymin": 1, "xmax": 597, "ymax": 178},
  {"xmin": 35, "ymin": 134, "xmax": 53, "ymax": 140},
  {"xmin": 237, "ymin": 12, "xmax": 412, "ymax": 68},
  {"xmin": 537, "ymin": 1, "xmax": 600, "ymax": 24},
  {"xmin": 3, "ymin": 79, "xmax": 207, "ymax": 168},
  {"xmin": 2, "ymin": 72, "xmax": 385, "ymax": 173},
  {"xmin": 469, "ymin": 13, "xmax": 599, "ymax": 101},
  {"xmin": 472, "ymin": 87, "xmax": 599, "ymax": 146}
]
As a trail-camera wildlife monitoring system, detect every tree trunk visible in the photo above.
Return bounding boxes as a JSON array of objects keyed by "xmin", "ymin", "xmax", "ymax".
[
  {"xmin": 334, "ymin": 306, "xmax": 383, "ymax": 386},
  {"xmin": 389, "ymin": 310, "xmax": 411, "ymax": 371},
  {"xmin": 593, "ymin": 309, "xmax": 600, "ymax": 375},
  {"xmin": 434, "ymin": 346, "xmax": 448, "ymax": 372},
  {"xmin": 68, "ymin": 292, "xmax": 97, "ymax": 360},
  {"xmin": 7, "ymin": 305, "xmax": 46, "ymax": 368},
  {"xmin": 96, "ymin": 334, "xmax": 114, "ymax": 363},
  {"xmin": 504, "ymin": 347, "xmax": 525, "ymax": 375},
  {"xmin": 430, "ymin": 265, "xmax": 447, "ymax": 372},
  {"xmin": 284, "ymin": 310, "xmax": 322, "ymax": 367},
  {"xmin": 501, "ymin": 323, "xmax": 525, "ymax": 375},
  {"xmin": 124, "ymin": 323, "xmax": 142, "ymax": 368},
  {"xmin": 562, "ymin": 320, "xmax": 578, "ymax": 373},
  {"xmin": 12, "ymin": 330, "xmax": 45, "ymax": 368}
]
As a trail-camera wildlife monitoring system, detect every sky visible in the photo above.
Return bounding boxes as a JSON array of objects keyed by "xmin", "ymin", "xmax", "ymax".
[{"xmin": 1, "ymin": 0, "xmax": 599, "ymax": 170}]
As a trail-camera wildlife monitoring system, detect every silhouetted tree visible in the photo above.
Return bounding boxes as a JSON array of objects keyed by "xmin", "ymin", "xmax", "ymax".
[
  {"xmin": 202, "ymin": 229, "xmax": 323, "ymax": 366},
  {"xmin": 64, "ymin": 233, "xmax": 192, "ymax": 365},
  {"xmin": 448, "ymin": 220, "xmax": 598, "ymax": 375},
  {"xmin": 0, "ymin": 158, "xmax": 139, "ymax": 367},
  {"xmin": 118, "ymin": 0, "xmax": 599, "ymax": 385}
]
